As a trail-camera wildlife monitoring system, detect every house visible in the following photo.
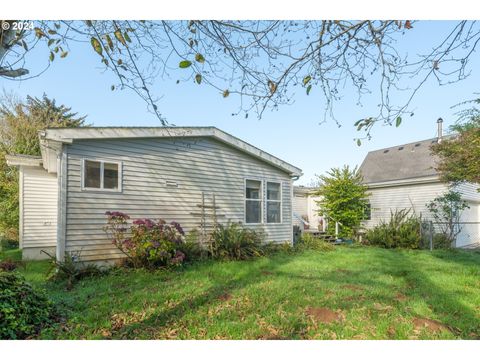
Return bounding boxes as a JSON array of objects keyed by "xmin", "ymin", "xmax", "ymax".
[
  {"xmin": 358, "ymin": 120, "xmax": 480, "ymax": 248},
  {"xmin": 292, "ymin": 186, "xmax": 324, "ymax": 232},
  {"xmin": 6, "ymin": 127, "xmax": 302, "ymax": 261}
]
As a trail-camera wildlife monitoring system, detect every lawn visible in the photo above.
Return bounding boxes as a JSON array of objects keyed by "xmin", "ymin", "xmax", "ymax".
[{"xmin": 2, "ymin": 246, "xmax": 480, "ymax": 339}]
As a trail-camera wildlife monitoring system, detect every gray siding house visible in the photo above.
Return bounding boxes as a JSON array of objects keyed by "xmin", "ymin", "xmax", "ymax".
[{"xmin": 7, "ymin": 127, "xmax": 302, "ymax": 261}]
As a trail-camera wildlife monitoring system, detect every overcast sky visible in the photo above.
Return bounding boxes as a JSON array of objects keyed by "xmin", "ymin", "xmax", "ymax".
[{"xmin": 3, "ymin": 20, "xmax": 480, "ymax": 185}]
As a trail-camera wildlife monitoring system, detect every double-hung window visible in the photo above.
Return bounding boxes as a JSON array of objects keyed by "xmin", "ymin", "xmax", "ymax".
[
  {"xmin": 266, "ymin": 182, "xmax": 281, "ymax": 223},
  {"xmin": 82, "ymin": 159, "xmax": 121, "ymax": 191},
  {"xmin": 245, "ymin": 179, "xmax": 262, "ymax": 223}
]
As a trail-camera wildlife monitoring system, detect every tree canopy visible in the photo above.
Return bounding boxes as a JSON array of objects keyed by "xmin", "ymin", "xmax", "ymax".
[
  {"xmin": 0, "ymin": 94, "xmax": 86, "ymax": 240},
  {"xmin": 2, "ymin": 20, "xmax": 480, "ymax": 134},
  {"xmin": 431, "ymin": 101, "xmax": 480, "ymax": 185},
  {"xmin": 312, "ymin": 165, "xmax": 369, "ymax": 237}
]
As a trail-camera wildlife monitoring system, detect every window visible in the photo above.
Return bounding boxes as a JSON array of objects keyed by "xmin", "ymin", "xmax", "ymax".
[
  {"xmin": 363, "ymin": 202, "xmax": 371, "ymax": 220},
  {"xmin": 266, "ymin": 182, "xmax": 281, "ymax": 223},
  {"xmin": 245, "ymin": 179, "xmax": 262, "ymax": 223},
  {"xmin": 83, "ymin": 159, "xmax": 121, "ymax": 191}
]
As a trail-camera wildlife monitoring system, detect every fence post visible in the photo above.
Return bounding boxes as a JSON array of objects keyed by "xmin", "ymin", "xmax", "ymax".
[
  {"xmin": 429, "ymin": 221, "xmax": 433, "ymax": 251},
  {"xmin": 335, "ymin": 222, "xmax": 339, "ymax": 239}
]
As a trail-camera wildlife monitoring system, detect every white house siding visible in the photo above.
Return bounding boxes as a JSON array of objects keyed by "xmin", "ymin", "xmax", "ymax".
[
  {"xmin": 21, "ymin": 166, "xmax": 58, "ymax": 259},
  {"xmin": 362, "ymin": 181, "xmax": 449, "ymax": 228},
  {"xmin": 64, "ymin": 137, "xmax": 294, "ymax": 261},
  {"xmin": 363, "ymin": 181, "xmax": 480, "ymax": 247},
  {"xmin": 292, "ymin": 193, "xmax": 308, "ymax": 227},
  {"xmin": 452, "ymin": 182, "xmax": 480, "ymax": 247}
]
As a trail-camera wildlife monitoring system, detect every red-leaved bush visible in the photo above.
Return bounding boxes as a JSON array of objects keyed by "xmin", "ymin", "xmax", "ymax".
[{"xmin": 103, "ymin": 211, "xmax": 186, "ymax": 268}]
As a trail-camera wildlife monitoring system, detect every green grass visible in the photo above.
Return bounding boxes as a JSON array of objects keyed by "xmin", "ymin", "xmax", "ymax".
[{"xmin": 1, "ymin": 246, "xmax": 479, "ymax": 339}]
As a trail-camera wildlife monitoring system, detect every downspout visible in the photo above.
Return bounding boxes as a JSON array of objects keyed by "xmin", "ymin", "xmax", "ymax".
[{"xmin": 55, "ymin": 145, "xmax": 67, "ymax": 262}]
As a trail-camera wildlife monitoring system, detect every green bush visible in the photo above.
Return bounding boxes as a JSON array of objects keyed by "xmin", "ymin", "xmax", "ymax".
[
  {"xmin": 0, "ymin": 272, "xmax": 56, "ymax": 339},
  {"xmin": 208, "ymin": 223, "xmax": 265, "ymax": 260},
  {"xmin": 44, "ymin": 251, "xmax": 104, "ymax": 290},
  {"xmin": 365, "ymin": 209, "xmax": 427, "ymax": 249},
  {"xmin": 296, "ymin": 233, "xmax": 336, "ymax": 252}
]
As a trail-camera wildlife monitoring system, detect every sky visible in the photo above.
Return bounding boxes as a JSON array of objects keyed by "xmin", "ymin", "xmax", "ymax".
[{"xmin": 2, "ymin": 20, "xmax": 480, "ymax": 185}]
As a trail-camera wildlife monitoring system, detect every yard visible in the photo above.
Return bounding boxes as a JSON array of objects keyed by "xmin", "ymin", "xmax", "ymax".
[{"xmin": 2, "ymin": 246, "xmax": 480, "ymax": 340}]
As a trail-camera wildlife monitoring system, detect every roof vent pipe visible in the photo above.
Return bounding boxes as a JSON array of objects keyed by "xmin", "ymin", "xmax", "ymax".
[{"xmin": 437, "ymin": 117, "xmax": 443, "ymax": 143}]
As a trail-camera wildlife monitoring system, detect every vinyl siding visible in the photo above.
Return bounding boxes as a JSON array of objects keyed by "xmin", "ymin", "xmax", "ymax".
[
  {"xmin": 64, "ymin": 137, "xmax": 293, "ymax": 261},
  {"xmin": 292, "ymin": 194, "xmax": 308, "ymax": 227},
  {"xmin": 21, "ymin": 166, "xmax": 58, "ymax": 249},
  {"xmin": 362, "ymin": 180, "xmax": 480, "ymax": 247},
  {"xmin": 362, "ymin": 181, "xmax": 449, "ymax": 228}
]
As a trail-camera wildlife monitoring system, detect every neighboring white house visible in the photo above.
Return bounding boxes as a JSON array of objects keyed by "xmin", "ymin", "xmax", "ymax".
[
  {"xmin": 6, "ymin": 127, "xmax": 302, "ymax": 261},
  {"xmin": 292, "ymin": 186, "xmax": 324, "ymax": 232},
  {"xmin": 358, "ymin": 127, "xmax": 480, "ymax": 248}
]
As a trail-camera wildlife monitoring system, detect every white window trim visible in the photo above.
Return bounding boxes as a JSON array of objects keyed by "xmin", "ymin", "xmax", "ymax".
[
  {"xmin": 266, "ymin": 181, "xmax": 282, "ymax": 224},
  {"xmin": 244, "ymin": 178, "xmax": 263, "ymax": 224},
  {"xmin": 81, "ymin": 158, "xmax": 123, "ymax": 193}
]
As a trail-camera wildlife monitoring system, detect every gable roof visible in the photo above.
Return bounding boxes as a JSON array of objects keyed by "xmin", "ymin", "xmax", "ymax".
[
  {"xmin": 359, "ymin": 138, "xmax": 441, "ymax": 184},
  {"xmin": 39, "ymin": 126, "xmax": 302, "ymax": 177}
]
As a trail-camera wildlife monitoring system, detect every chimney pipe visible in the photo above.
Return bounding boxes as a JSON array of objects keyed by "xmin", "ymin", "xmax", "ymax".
[{"xmin": 437, "ymin": 117, "xmax": 443, "ymax": 143}]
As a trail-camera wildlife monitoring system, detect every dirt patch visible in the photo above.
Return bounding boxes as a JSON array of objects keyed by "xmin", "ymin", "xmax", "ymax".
[
  {"xmin": 412, "ymin": 318, "xmax": 449, "ymax": 333},
  {"xmin": 305, "ymin": 307, "xmax": 342, "ymax": 323},
  {"xmin": 394, "ymin": 293, "xmax": 408, "ymax": 302},
  {"xmin": 261, "ymin": 270, "xmax": 274, "ymax": 276},
  {"xmin": 217, "ymin": 292, "xmax": 232, "ymax": 302},
  {"xmin": 341, "ymin": 284, "xmax": 364, "ymax": 291}
]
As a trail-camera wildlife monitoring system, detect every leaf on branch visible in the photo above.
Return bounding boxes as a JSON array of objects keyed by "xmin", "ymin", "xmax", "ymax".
[
  {"xmin": 91, "ymin": 37, "xmax": 103, "ymax": 57},
  {"xmin": 60, "ymin": 51, "xmax": 68, "ymax": 58},
  {"xmin": 54, "ymin": 23, "xmax": 61, "ymax": 30},
  {"xmin": 106, "ymin": 34, "xmax": 114, "ymax": 51},
  {"xmin": 47, "ymin": 38, "xmax": 55, "ymax": 47},
  {"xmin": 49, "ymin": 52, "xmax": 54, "ymax": 62},
  {"xmin": 124, "ymin": 32, "xmax": 132, "ymax": 43},
  {"xmin": 85, "ymin": 20, "xmax": 93, "ymax": 27},
  {"xmin": 111, "ymin": 85, "xmax": 115, "ymax": 91},
  {"xmin": 303, "ymin": 75, "xmax": 312, "ymax": 85},
  {"xmin": 268, "ymin": 80, "xmax": 277, "ymax": 94},
  {"xmin": 195, "ymin": 53, "xmax": 205, "ymax": 63},
  {"xmin": 179, "ymin": 60, "xmax": 192, "ymax": 68},
  {"xmin": 195, "ymin": 74, "xmax": 202, "ymax": 84},
  {"xmin": 48, "ymin": 29, "xmax": 57, "ymax": 35},
  {"xmin": 395, "ymin": 116, "xmax": 402, "ymax": 127},
  {"xmin": 117, "ymin": 59, "xmax": 123, "ymax": 65},
  {"xmin": 34, "ymin": 27, "xmax": 46, "ymax": 39},
  {"xmin": 223, "ymin": 90, "xmax": 230, "ymax": 98},
  {"xmin": 21, "ymin": 40, "xmax": 28, "ymax": 51},
  {"xmin": 114, "ymin": 30, "xmax": 127, "ymax": 46},
  {"xmin": 306, "ymin": 85, "xmax": 312, "ymax": 95},
  {"xmin": 405, "ymin": 20, "xmax": 413, "ymax": 29},
  {"xmin": 356, "ymin": 139, "xmax": 362, "ymax": 146}
]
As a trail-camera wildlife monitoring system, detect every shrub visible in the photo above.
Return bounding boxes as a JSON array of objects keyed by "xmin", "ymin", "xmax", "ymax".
[
  {"xmin": 43, "ymin": 251, "xmax": 104, "ymax": 290},
  {"xmin": 365, "ymin": 209, "xmax": 427, "ymax": 249},
  {"xmin": 208, "ymin": 222, "xmax": 264, "ymax": 260},
  {"xmin": 0, "ymin": 258, "xmax": 20, "ymax": 272},
  {"xmin": 296, "ymin": 233, "xmax": 336, "ymax": 252},
  {"xmin": 0, "ymin": 272, "xmax": 56, "ymax": 339},
  {"xmin": 104, "ymin": 211, "xmax": 186, "ymax": 269}
]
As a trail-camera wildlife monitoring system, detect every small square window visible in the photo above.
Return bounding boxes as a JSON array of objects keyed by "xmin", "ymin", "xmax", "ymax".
[{"xmin": 83, "ymin": 159, "xmax": 121, "ymax": 191}]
